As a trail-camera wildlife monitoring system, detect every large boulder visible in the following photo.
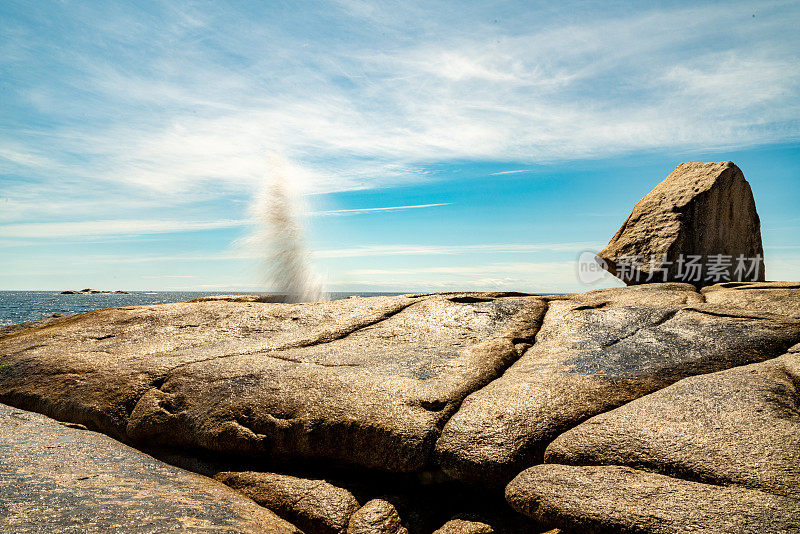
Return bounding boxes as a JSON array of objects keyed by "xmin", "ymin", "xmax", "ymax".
[
  {"xmin": 0, "ymin": 293, "xmax": 546, "ymax": 473},
  {"xmin": 0, "ymin": 403, "xmax": 300, "ymax": 533},
  {"xmin": 506, "ymin": 464, "xmax": 800, "ymax": 534},
  {"xmin": 597, "ymin": 161, "xmax": 765, "ymax": 287},
  {"xmin": 545, "ymin": 353, "xmax": 800, "ymax": 499},
  {"xmin": 435, "ymin": 299, "xmax": 800, "ymax": 485}
]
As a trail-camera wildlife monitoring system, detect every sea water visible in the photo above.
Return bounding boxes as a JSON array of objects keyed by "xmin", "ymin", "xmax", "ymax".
[{"xmin": 0, "ymin": 291, "xmax": 403, "ymax": 327}]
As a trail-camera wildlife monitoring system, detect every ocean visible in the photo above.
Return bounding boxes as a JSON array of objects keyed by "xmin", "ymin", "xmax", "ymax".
[{"xmin": 0, "ymin": 291, "xmax": 404, "ymax": 327}]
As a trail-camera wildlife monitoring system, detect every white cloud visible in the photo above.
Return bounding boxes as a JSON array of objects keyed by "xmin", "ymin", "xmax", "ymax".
[
  {"xmin": 490, "ymin": 170, "xmax": 531, "ymax": 176},
  {"xmin": 335, "ymin": 260, "xmax": 621, "ymax": 292},
  {"xmin": 0, "ymin": 219, "xmax": 246, "ymax": 239},
  {"xmin": 312, "ymin": 203, "xmax": 451, "ymax": 216},
  {"xmin": 2, "ymin": 0, "xmax": 798, "ymax": 206},
  {"xmin": 313, "ymin": 242, "xmax": 605, "ymax": 258}
]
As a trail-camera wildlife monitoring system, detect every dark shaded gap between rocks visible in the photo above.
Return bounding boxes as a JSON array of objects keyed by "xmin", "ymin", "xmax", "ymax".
[{"xmin": 141, "ymin": 443, "xmax": 546, "ymax": 534}]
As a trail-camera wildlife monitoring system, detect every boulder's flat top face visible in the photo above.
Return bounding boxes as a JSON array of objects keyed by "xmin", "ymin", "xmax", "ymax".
[
  {"xmin": 0, "ymin": 293, "xmax": 547, "ymax": 472},
  {"xmin": 506, "ymin": 464, "xmax": 800, "ymax": 534},
  {"xmin": 436, "ymin": 298, "xmax": 800, "ymax": 485},
  {"xmin": 545, "ymin": 353, "xmax": 800, "ymax": 499},
  {"xmin": 638, "ymin": 161, "xmax": 739, "ymax": 209},
  {"xmin": 597, "ymin": 161, "xmax": 765, "ymax": 286},
  {"xmin": 0, "ymin": 403, "xmax": 299, "ymax": 534}
]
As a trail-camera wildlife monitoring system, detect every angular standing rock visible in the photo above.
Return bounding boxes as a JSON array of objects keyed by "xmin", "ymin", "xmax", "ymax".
[
  {"xmin": 597, "ymin": 161, "xmax": 765, "ymax": 287},
  {"xmin": 0, "ymin": 403, "xmax": 300, "ymax": 534},
  {"xmin": 436, "ymin": 299, "xmax": 800, "ymax": 485},
  {"xmin": 215, "ymin": 471, "xmax": 361, "ymax": 534},
  {"xmin": 545, "ymin": 353, "xmax": 800, "ymax": 499},
  {"xmin": 506, "ymin": 464, "xmax": 800, "ymax": 534}
]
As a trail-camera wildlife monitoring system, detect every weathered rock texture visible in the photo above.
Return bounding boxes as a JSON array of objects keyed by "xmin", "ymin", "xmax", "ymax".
[
  {"xmin": 545, "ymin": 353, "xmax": 800, "ymax": 498},
  {"xmin": 215, "ymin": 471, "xmax": 360, "ymax": 534},
  {"xmin": 436, "ymin": 298, "xmax": 800, "ymax": 485},
  {"xmin": 0, "ymin": 293, "xmax": 546, "ymax": 472},
  {"xmin": 432, "ymin": 519, "xmax": 494, "ymax": 533},
  {"xmin": 506, "ymin": 464, "xmax": 800, "ymax": 534},
  {"xmin": 0, "ymin": 403, "xmax": 300, "ymax": 533},
  {"xmin": 347, "ymin": 499, "xmax": 409, "ymax": 534},
  {"xmin": 3, "ymin": 284, "xmax": 800, "ymax": 533},
  {"xmin": 598, "ymin": 161, "xmax": 765, "ymax": 287},
  {"xmin": 702, "ymin": 281, "xmax": 800, "ymax": 317}
]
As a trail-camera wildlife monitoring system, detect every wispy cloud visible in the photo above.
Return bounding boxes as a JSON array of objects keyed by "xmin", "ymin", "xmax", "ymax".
[
  {"xmin": 0, "ymin": 219, "xmax": 246, "ymax": 239},
  {"xmin": 314, "ymin": 242, "xmax": 605, "ymax": 258},
  {"xmin": 2, "ymin": 1, "xmax": 799, "ymax": 290},
  {"xmin": 490, "ymin": 170, "xmax": 531, "ymax": 176},
  {"xmin": 2, "ymin": 0, "xmax": 799, "ymax": 208},
  {"xmin": 312, "ymin": 203, "xmax": 451, "ymax": 216}
]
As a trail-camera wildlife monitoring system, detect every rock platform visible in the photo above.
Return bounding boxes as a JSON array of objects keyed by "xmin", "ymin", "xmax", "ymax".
[{"xmin": 1, "ymin": 282, "xmax": 799, "ymax": 533}]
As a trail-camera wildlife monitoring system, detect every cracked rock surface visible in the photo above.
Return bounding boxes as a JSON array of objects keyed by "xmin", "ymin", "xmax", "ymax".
[
  {"xmin": 0, "ymin": 403, "xmax": 300, "ymax": 533},
  {"xmin": 436, "ymin": 292, "xmax": 800, "ymax": 485},
  {"xmin": 0, "ymin": 293, "xmax": 547, "ymax": 472},
  {"xmin": 2, "ymin": 283, "xmax": 800, "ymax": 533},
  {"xmin": 506, "ymin": 464, "xmax": 800, "ymax": 534},
  {"xmin": 545, "ymin": 352, "xmax": 800, "ymax": 499}
]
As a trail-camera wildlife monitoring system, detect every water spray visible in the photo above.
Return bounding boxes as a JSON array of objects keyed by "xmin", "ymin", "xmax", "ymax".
[{"xmin": 254, "ymin": 156, "xmax": 325, "ymax": 303}]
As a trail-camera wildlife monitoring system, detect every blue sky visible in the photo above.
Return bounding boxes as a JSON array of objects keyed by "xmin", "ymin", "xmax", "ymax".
[{"xmin": 1, "ymin": 0, "xmax": 798, "ymax": 292}]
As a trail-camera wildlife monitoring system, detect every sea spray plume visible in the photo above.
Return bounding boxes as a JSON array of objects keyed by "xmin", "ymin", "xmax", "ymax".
[{"xmin": 254, "ymin": 157, "xmax": 325, "ymax": 303}]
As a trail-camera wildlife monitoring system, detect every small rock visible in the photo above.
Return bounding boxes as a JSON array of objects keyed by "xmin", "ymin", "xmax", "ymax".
[
  {"xmin": 347, "ymin": 499, "xmax": 408, "ymax": 534},
  {"xmin": 433, "ymin": 518, "xmax": 494, "ymax": 533},
  {"xmin": 215, "ymin": 471, "xmax": 360, "ymax": 534}
]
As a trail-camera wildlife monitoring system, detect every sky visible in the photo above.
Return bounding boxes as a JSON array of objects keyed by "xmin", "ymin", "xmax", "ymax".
[{"xmin": 1, "ymin": 0, "xmax": 798, "ymax": 293}]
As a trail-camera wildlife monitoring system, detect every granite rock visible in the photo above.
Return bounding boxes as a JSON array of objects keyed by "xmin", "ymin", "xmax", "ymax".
[
  {"xmin": 597, "ymin": 161, "xmax": 765, "ymax": 287},
  {"xmin": 506, "ymin": 464, "xmax": 800, "ymax": 534},
  {"xmin": 0, "ymin": 403, "xmax": 300, "ymax": 533},
  {"xmin": 215, "ymin": 470, "xmax": 361, "ymax": 534},
  {"xmin": 0, "ymin": 293, "xmax": 547, "ymax": 472},
  {"xmin": 436, "ymin": 299, "xmax": 800, "ymax": 485},
  {"xmin": 432, "ymin": 519, "xmax": 494, "ymax": 533},
  {"xmin": 702, "ymin": 281, "xmax": 800, "ymax": 317},
  {"xmin": 545, "ymin": 353, "xmax": 800, "ymax": 498},
  {"xmin": 347, "ymin": 499, "xmax": 409, "ymax": 534}
]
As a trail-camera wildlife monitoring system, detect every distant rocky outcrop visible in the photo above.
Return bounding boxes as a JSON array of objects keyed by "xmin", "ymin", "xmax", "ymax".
[
  {"xmin": 61, "ymin": 288, "xmax": 129, "ymax": 294},
  {"xmin": 1, "ymin": 284, "xmax": 799, "ymax": 533},
  {"xmin": 598, "ymin": 161, "xmax": 765, "ymax": 287}
]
